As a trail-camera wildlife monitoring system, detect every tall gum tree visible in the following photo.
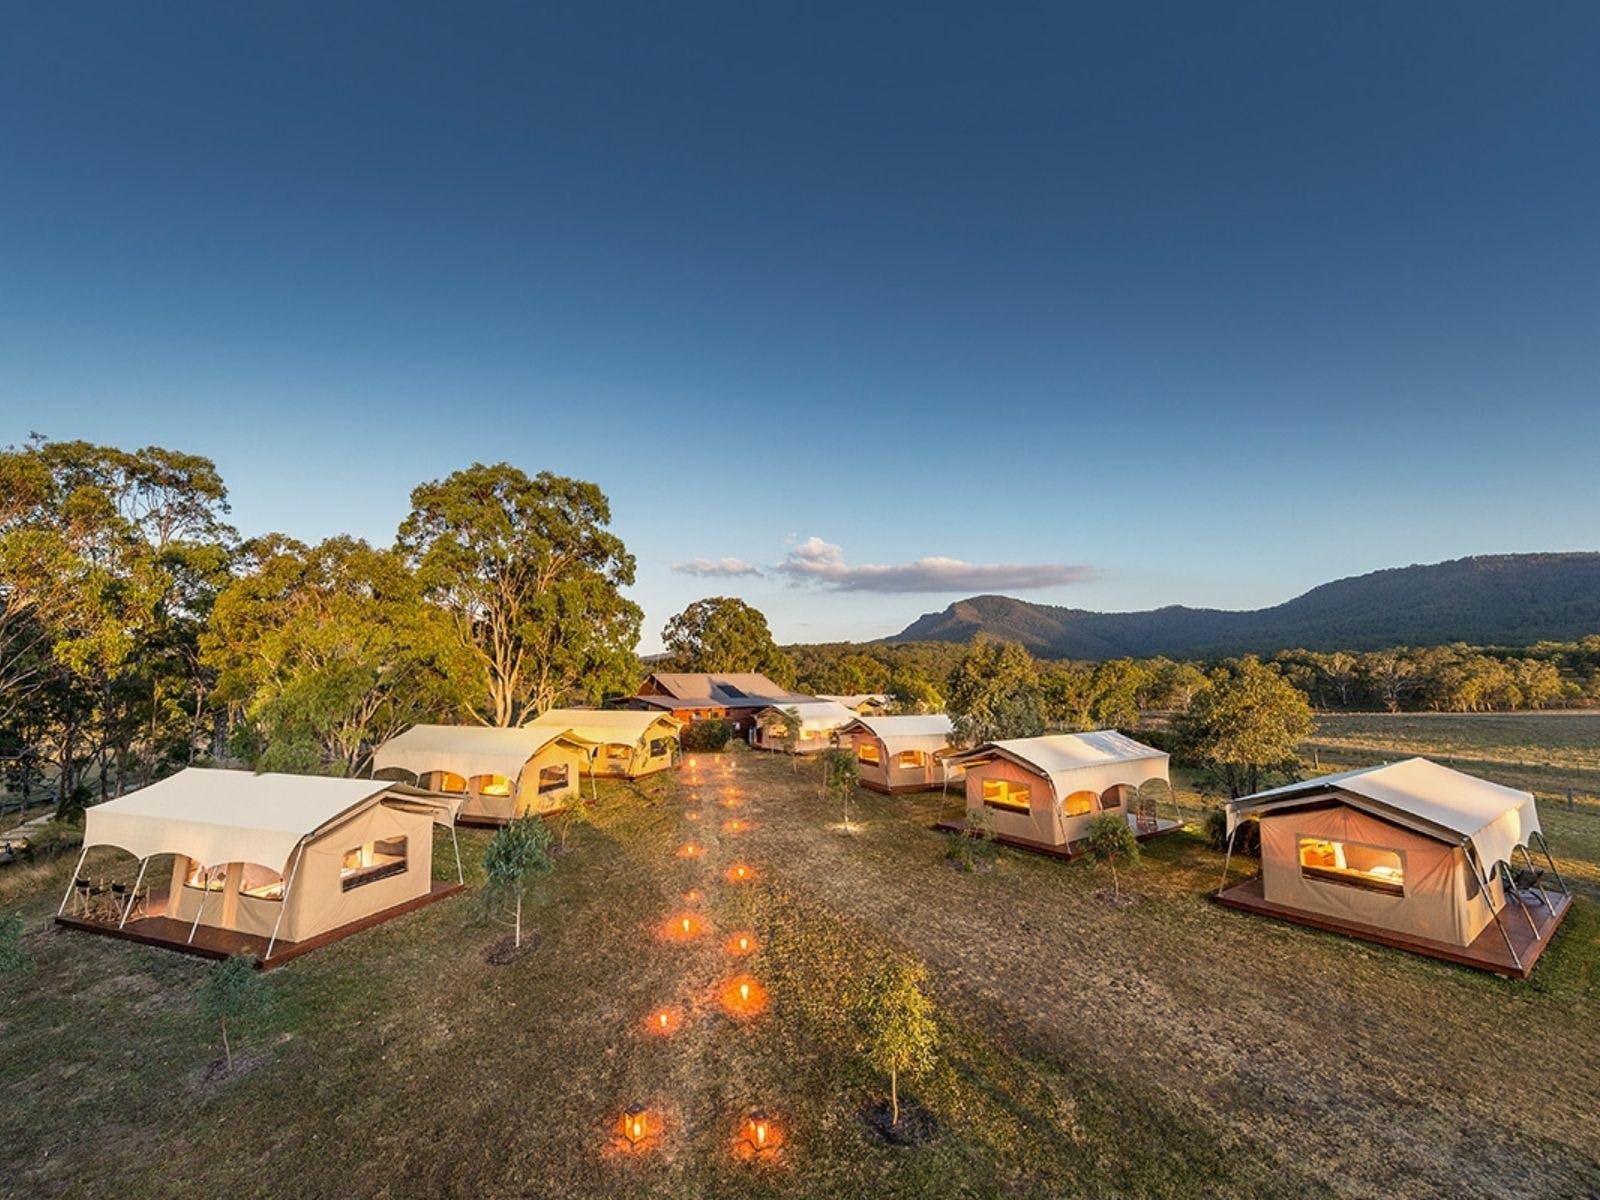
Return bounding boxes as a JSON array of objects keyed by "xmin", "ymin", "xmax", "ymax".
[{"xmin": 397, "ymin": 464, "xmax": 642, "ymax": 726}]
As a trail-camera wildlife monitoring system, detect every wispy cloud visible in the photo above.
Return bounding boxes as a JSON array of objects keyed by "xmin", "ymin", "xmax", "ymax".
[
  {"xmin": 773, "ymin": 537, "xmax": 1093, "ymax": 594},
  {"xmin": 671, "ymin": 556, "xmax": 763, "ymax": 578}
]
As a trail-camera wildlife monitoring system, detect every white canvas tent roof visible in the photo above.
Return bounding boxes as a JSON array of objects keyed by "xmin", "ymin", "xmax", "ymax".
[
  {"xmin": 1226, "ymin": 757, "xmax": 1541, "ymax": 870},
  {"xmin": 372, "ymin": 724, "xmax": 593, "ymax": 783},
  {"xmin": 946, "ymin": 730, "xmax": 1167, "ymax": 799},
  {"xmin": 757, "ymin": 700, "xmax": 861, "ymax": 732},
  {"xmin": 818, "ymin": 693, "xmax": 893, "ymax": 710},
  {"xmin": 527, "ymin": 708, "xmax": 682, "ymax": 746},
  {"xmin": 82, "ymin": 768, "xmax": 429, "ymax": 872},
  {"xmin": 840, "ymin": 713, "xmax": 955, "ymax": 755}
]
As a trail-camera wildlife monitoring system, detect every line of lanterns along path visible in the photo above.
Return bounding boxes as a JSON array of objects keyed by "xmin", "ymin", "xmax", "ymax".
[{"xmin": 614, "ymin": 753, "xmax": 782, "ymax": 1162}]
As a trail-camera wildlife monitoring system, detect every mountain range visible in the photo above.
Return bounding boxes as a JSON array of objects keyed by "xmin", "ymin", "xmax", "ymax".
[{"xmin": 886, "ymin": 553, "xmax": 1600, "ymax": 659}]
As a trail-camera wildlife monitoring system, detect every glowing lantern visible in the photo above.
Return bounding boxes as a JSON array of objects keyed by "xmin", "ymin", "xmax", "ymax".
[
  {"xmin": 739, "ymin": 1107, "xmax": 784, "ymax": 1158},
  {"xmin": 726, "ymin": 930, "xmax": 757, "ymax": 956},
  {"xmin": 725, "ymin": 862, "xmax": 755, "ymax": 883},
  {"xmin": 684, "ymin": 889, "xmax": 703, "ymax": 906},
  {"xmin": 662, "ymin": 912, "xmax": 703, "ymax": 941},
  {"xmin": 676, "ymin": 842, "xmax": 703, "ymax": 859},
  {"xmin": 622, "ymin": 1105, "xmax": 651, "ymax": 1146},
  {"xmin": 719, "ymin": 974, "xmax": 767, "ymax": 1016},
  {"xmin": 722, "ymin": 819, "xmax": 748, "ymax": 834},
  {"xmin": 646, "ymin": 1007, "xmax": 682, "ymax": 1036}
]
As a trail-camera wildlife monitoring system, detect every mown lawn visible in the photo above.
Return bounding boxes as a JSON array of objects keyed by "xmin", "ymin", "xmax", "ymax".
[{"xmin": 1, "ymin": 737, "xmax": 1597, "ymax": 1199}]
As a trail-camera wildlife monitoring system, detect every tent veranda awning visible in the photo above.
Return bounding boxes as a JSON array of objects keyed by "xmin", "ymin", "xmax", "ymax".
[
  {"xmin": 82, "ymin": 768, "xmax": 411, "ymax": 873},
  {"xmin": 1225, "ymin": 757, "xmax": 1542, "ymax": 870}
]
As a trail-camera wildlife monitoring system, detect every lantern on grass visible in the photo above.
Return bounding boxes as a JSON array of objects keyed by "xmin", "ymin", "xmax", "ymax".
[
  {"xmin": 742, "ymin": 1109, "xmax": 781, "ymax": 1154},
  {"xmin": 725, "ymin": 862, "xmax": 755, "ymax": 884},
  {"xmin": 621, "ymin": 1104, "xmax": 651, "ymax": 1147},
  {"xmin": 676, "ymin": 842, "xmax": 703, "ymax": 859}
]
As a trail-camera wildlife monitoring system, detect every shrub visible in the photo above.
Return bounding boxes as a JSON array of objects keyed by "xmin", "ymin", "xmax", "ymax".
[
  {"xmin": 0, "ymin": 912, "xmax": 34, "ymax": 976},
  {"xmin": 1084, "ymin": 813, "xmax": 1140, "ymax": 899},
  {"xmin": 1204, "ymin": 809, "xmax": 1260, "ymax": 855},
  {"xmin": 681, "ymin": 719, "xmax": 734, "ymax": 753},
  {"xmin": 945, "ymin": 807, "xmax": 997, "ymax": 872}
]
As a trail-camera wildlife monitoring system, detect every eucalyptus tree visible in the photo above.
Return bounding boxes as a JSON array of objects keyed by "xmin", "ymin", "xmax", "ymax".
[{"xmin": 398, "ymin": 464, "xmax": 641, "ymax": 725}]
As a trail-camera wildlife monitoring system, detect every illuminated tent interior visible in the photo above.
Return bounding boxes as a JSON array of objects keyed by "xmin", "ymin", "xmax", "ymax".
[
  {"xmin": 62, "ymin": 768, "xmax": 462, "ymax": 961},
  {"xmin": 526, "ymin": 709, "xmax": 683, "ymax": 778},
  {"xmin": 944, "ymin": 730, "xmax": 1174, "ymax": 851},
  {"xmin": 372, "ymin": 724, "xmax": 595, "ymax": 823},
  {"xmin": 839, "ymin": 713, "xmax": 961, "ymax": 793},
  {"xmin": 750, "ymin": 701, "xmax": 861, "ymax": 754},
  {"xmin": 1219, "ymin": 758, "xmax": 1572, "ymax": 975}
]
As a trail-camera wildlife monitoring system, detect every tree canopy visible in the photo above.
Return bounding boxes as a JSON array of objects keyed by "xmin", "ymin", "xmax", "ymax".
[
  {"xmin": 1174, "ymin": 656, "xmax": 1313, "ymax": 796},
  {"xmin": 661, "ymin": 596, "xmax": 795, "ymax": 685},
  {"xmin": 947, "ymin": 639, "xmax": 1045, "ymax": 746},
  {"xmin": 398, "ymin": 463, "xmax": 641, "ymax": 725}
]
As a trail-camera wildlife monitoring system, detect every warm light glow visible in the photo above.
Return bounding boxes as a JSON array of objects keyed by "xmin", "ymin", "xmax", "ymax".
[
  {"xmin": 722, "ymin": 819, "xmax": 749, "ymax": 834},
  {"xmin": 725, "ymin": 862, "xmax": 756, "ymax": 883},
  {"xmin": 739, "ymin": 1108, "xmax": 782, "ymax": 1156},
  {"xmin": 684, "ymin": 889, "xmax": 703, "ymax": 906},
  {"xmin": 676, "ymin": 842, "xmax": 704, "ymax": 858},
  {"xmin": 645, "ymin": 1007, "xmax": 683, "ymax": 1036},
  {"xmin": 719, "ymin": 974, "xmax": 768, "ymax": 1017},
  {"xmin": 661, "ymin": 912, "xmax": 704, "ymax": 942},
  {"xmin": 620, "ymin": 1104, "xmax": 652, "ymax": 1147},
  {"xmin": 685, "ymin": 810, "xmax": 702, "ymax": 821},
  {"xmin": 726, "ymin": 930, "xmax": 758, "ymax": 956}
]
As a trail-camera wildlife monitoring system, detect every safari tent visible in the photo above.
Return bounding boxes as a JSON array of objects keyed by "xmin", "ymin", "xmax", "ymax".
[
  {"xmin": 527, "ymin": 709, "xmax": 682, "ymax": 778},
  {"xmin": 1216, "ymin": 758, "xmax": 1572, "ymax": 977},
  {"xmin": 751, "ymin": 700, "xmax": 860, "ymax": 754},
  {"xmin": 372, "ymin": 724, "xmax": 593, "ymax": 825},
  {"xmin": 841, "ymin": 714, "xmax": 961, "ymax": 792},
  {"xmin": 943, "ymin": 731, "xmax": 1178, "ymax": 854},
  {"xmin": 58, "ymin": 768, "xmax": 462, "ymax": 966}
]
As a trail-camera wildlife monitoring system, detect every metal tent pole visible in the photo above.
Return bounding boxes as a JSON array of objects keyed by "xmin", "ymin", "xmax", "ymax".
[
  {"xmin": 450, "ymin": 824, "xmax": 464, "ymax": 885},
  {"xmin": 1532, "ymin": 831, "xmax": 1569, "ymax": 895},
  {"xmin": 264, "ymin": 844, "xmax": 306, "ymax": 960},
  {"xmin": 188, "ymin": 866, "xmax": 218, "ymax": 944},
  {"xmin": 1469, "ymin": 852, "xmax": 1523, "ymax": 974},
  {"xmin": 118, "ymin": 857, "xmax": 150, "ymax": 929},
  {"xmin": 58, "ymin": 846, "xmax": 91, "ymax": 916},
  {"xmin": 1216, "ymin": 826, "xmax": 1238, "ymax": 896}
]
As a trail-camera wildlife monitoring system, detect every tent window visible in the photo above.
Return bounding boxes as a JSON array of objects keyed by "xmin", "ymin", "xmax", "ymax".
[
  {"xmin": 538, "ymin": 764, "xmax": 569, "ymax": 794},
  {"xmin": 341, "ymin": 836, "xmax": 408, "ymax": 891},
  {"xmin": 605, "ymin": 743, "xmax": 632, "ymax": 761},
  {"xmin": 433, "ymin": 771, "xmax": 467, "ymax": 795},
  {"xmin": 240, "ymin": 863, "xmax": 285, "ymax": 900},
  {"xmin": 1099, "ymin": 785, "xmax": 1127, "ymax": 809},
  {"xmin": 982, "ymin": 778, "xmax": 1031, "ymax": 812},
  {"xmin": 895, "ymin": 750, "xmax": 925, "ymax": 768},
  {"xmin": 476, "ymin": 775, "xmax": 512, "ymax": 797},
  {"xmin": 649, "ymin": 738, "xmax": 669, "ymax": 758},
  {"xmin": 1063, "ymin": 790, "xmax": 1096, "ymax": 818},
  {"xmin": 857, "ymin": 741, "xmax": 881, "ymax": 765},
  {"xmin": 184, "ymin": 862, "xmax": 227, "ymax": 892},
  {"xmin": 1297, "ymin": 837, "xmax": 1405, "ymax": 896}
]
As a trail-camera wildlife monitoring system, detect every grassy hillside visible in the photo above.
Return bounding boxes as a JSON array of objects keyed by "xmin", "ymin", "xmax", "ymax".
[
  {"xmin": 1, "ymin": 737, "xmax": 1596, "ymax": 1199},
  {"xmin": 891, "ymin": 553, "xmax": 1600, "ymax": 658}
]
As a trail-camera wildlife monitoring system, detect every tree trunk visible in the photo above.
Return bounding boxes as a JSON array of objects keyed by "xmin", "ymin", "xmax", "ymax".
[
  {"xmin": 1110, "ymin": 861, "xmax": 1119, "ymax": 899},
  {"xmin": 221, "ymin": 1019, "xmax": 232, "ymax": 1072},
  {"xmin": 514, "ymin": 891, "xmax": 522, "ymax": 949},
  {"xmin": 890, "ymin": 1067, "xmax": 899, "ymax": 1126}
]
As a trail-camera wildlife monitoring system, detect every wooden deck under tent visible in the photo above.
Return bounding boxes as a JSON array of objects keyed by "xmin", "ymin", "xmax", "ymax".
[{"xmin": 1214, "ymin": 875, "xmax": 1572, "ymax": 978}]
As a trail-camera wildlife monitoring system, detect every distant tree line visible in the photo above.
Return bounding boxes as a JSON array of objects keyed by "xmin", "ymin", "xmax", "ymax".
[{"xmin": 785, "ymin": 637, "xmax": 1600, "ymax": 721}]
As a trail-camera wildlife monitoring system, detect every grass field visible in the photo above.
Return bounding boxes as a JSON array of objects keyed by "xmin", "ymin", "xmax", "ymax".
[{"xmin": 1, "ymin": 725, "xmax": 1597, "ymax": 1199}]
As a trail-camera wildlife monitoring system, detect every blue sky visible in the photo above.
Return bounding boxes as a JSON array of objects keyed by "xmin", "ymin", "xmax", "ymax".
[{"xmin": 3, "ymin": 2, "xmax": 1597, "ymax": 651}]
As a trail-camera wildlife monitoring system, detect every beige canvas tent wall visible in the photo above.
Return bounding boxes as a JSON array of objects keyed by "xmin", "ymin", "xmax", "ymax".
[
  {"xmin": 1219, "ymin": 759, "xmax": 1571, "ymax": 973},
  {"xmin": 944, "ymin": 731, "xmax": 1171, "ymax": 850},
  {"xmin": 751, "ymin": 700, "xmax": 861, "ymax": 754},
  {"xmin": 527, "ymin": 709, "xmax": 682, "ymax": 778},
  {"xmin": 65, "ymin": 768, "xmax": 461, "ymax": 961},
  {"xmin": 371, "ymin": 724, "xmax": 592, "ymax": 824},
  {"xmin": 841, "ymin": 714, "xmax": 960, "ymax": 792}
]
